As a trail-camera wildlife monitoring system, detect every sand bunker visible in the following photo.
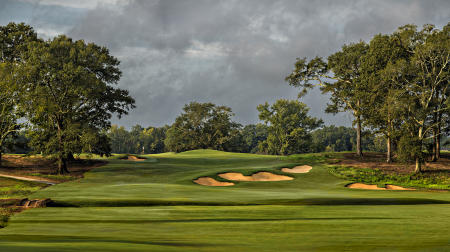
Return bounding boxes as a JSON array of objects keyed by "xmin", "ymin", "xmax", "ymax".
[
  {"xmin": 218, "ymin": 172, "xmax": 293, "ymax": 181},
  {"xmin": 347, "ymin": 183, "xmax": 415, "ymax": 190},
  {"xmin": 281, "ymin": 165, "xmax": 312, "ymax": 173},
  {"xmin": 122, "ymin": 155, "xmax": 146, "ymax": 161},
  {"xmin": 194, "ymin": 177, "xmax": 235, "ymax": 186},
  {"xmin": 385, "ymin": 184, "xmax": 415, "ymax": 190}
]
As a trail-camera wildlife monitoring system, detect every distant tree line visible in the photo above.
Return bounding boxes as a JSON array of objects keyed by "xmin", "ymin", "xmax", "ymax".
[
  {"xmin": 286, "ymin": 23, "xmax": 449, "ymax": 172},
  {"xmin": 98, "ymin": 101, "xmax": 386, "ymax": 155}
]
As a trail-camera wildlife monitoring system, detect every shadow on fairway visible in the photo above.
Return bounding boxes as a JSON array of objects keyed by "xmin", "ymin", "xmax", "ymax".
[
  {"xmin": 269, "ymin": 197, "xmax": 450, "ymax": 205},
  {"xmin": 12, "ymin": 216, "xmax": 402, "ymax": 225},
  {"xmin": 0, "ymin": 234, "xmax": 211, "ymax": 247},
  {"xmin": 47, "ymin": 197, "xmax": 450, "ymax": 208}
]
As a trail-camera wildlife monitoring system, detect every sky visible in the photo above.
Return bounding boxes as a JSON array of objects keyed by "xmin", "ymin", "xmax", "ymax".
[{"xmin": 1, "ymin": 0, "xmax": 449, "ymax": 128}]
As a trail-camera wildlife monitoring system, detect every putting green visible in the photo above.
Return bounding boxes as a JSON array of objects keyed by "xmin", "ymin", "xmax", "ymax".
[{"xmin": 0, "ymin": 150, "xmax": 449, "ymax": 251}]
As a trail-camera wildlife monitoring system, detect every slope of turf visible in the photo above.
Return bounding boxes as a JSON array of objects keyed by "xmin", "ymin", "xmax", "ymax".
[{"xmin": 0, "ymin": 149, "xmax": 449, "ymax": 251}]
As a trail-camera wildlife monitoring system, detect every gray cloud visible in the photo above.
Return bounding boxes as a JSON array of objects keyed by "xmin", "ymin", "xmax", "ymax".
[{"xmin": 3, "ymin": 0, "xmax": 450, "ymax": 128}]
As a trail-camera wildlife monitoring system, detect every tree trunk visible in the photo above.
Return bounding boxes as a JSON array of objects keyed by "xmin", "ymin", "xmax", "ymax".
[
  {"xmin": 436, "ymin": 117, "xmax": 441, "ymax": 160},
  {"xmin": 356, "ymin": 115, "xmax": 363, "ymax": 157},
  {"xmin": 0, "ymin": 151, "xmax": 2, "ymax": 167},
  {"xmin": 415, "ymin": 156, "xmax": 421, "ymax": 173},
  {"xmin": 386, "ymin": 135, "xmax": 392, "ymax": 163},
  {"xmin": 57, "ymin": 156, "xmax": 69, "ymax": 175},
  {"xmin": 56, "ymin": 121, "xmax": 69, "ymax": 174},
  {"xmin": 386, "ymin": 117, "xmax": 393, "ymax": 163},
  {"xmin": 415, "ymin": 126, "xmax": 424, "ymax": 173},
  {"xmin": 432, "ymin": 130, "xmax": 437, "ymax": 162},
  {"xmin": 431, "ymin": 112, "xmax": 438, "ymax": 162}
]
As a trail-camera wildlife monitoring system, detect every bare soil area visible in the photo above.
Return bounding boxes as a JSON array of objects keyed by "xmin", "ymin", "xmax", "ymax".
[
  {"xmin": 334, "ymin": 152, "xmax": 450, "ymax": 174},
  {"xmin": 0, "ymin": 154, "xmax": 106, "ymax": 179}
]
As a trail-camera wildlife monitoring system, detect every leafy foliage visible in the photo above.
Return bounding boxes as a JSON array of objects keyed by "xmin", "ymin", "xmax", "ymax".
[
  {"xmin": 257, "ymin": 99, "xmax": 323, "ymax": 155},
  {"xmin": 107, "ymin": 124, "xmax": 169, "ymax": 154},
  {"xmin": 165, "ymin": 102, "xmax": 241, "ymax": 153},
  {"xmin": 15, "ymin": 35, "xmax": 135, "ymax": 173},
  {"xmin": 0, "ymin": 23, "xmax": 39, "ymax": 165}
]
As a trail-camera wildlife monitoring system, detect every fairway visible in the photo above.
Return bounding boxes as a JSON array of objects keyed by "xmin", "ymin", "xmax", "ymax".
[{"xmin": 0, "ymin": 150, "xmax": 449, "ymax": 251}]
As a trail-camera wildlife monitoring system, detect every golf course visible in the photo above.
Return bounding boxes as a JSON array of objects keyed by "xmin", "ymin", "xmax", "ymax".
[{"xmin": 0, "ymin": 150, "xmax": 449, "ymax": 251}]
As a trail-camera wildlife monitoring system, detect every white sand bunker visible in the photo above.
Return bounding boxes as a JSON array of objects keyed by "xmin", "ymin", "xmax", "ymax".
[
  {"xmin": 347, "ymin": 183, "xmax": 415, "ymax": 190},
  {"xmin": 281, "ymin": 165, "xmax": 312, "ymax": 173},
  {"xmin": 218, "ymin": 172, "xmax": 293, "ymax": 182},
  {"xmin": 194, "ymin": 177, "xmax": 235, "ymax": 186}
]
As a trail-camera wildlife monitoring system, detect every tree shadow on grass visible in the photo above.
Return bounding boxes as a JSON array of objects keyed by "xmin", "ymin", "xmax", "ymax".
[
  {"xmin": 270, "ymin": 198, "xmax": 450, "ymax": 206},
  {"xmin": 47, "ymin": 197, "xmax": 450, "ymax": 208},
  {"xmin": 0, "ymin": 234, "xmax": 211, "ymax": 247}
]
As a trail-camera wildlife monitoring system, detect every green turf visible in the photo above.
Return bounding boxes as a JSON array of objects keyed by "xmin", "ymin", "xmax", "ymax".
[{"xmin": 0, "ymin": 149, "xmax": 449, "ymax": 251}]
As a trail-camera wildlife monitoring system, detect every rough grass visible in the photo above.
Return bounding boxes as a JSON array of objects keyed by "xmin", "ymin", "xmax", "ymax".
[
  {"xmin": 0, "ymin": 177, "xmax": 48, "ymax": 199},
  {"xmin": 329, "ymin": 165, "xmax": 450, "ymax": 190},
  {"xmin": 0, "ymin": 178, "xmax": 46, "ymax": 230},
  {"xmin": 0, "ymin": 150, "xmax": 449, "ymax": 251}
]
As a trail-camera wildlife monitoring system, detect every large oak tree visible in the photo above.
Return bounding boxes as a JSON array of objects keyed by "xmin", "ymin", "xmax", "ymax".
[
  {"xmin": 165, "ymin": 102, "xmax": 241, "ymax": 153},
  {"xmin": 257, "ymin": 99, "xmax": 323, "ymax": 155},
  {"xmin": 286, "ymin": 42, "xmax": 369, "ymax": 157},
  {"xmin": 0, "ymin": 22, "xmax": 39, "ymax": 165},
  {"xmin": 16, "ymin": 35, "xmax": 135, "ymax": 174}
]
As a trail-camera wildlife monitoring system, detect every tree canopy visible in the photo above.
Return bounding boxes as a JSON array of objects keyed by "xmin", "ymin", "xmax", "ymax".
[
  {"xmin": 14, "ymin": 34, "xmax": 135, "ymax": 173},
  {"xmin": 165, "ymin": 102, "xmax": 241, "ymax": 153},
  {"xmin": 0, "ymin": 22, "xmax": 39, "ymax": 165},
  {"xmin": 257, "ymin": 99, "xmax": 323, "ymax": 155}
]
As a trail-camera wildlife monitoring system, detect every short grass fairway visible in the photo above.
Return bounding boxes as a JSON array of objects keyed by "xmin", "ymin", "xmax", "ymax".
[{"xmin": 1, "ymin": 150, "xmax": 449, "ymax": 251}]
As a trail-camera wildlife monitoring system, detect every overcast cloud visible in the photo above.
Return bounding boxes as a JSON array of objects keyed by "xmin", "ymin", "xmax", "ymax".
[{"xmin": 1, "ymin": 0, "xmax": 449, "ymax": 128}]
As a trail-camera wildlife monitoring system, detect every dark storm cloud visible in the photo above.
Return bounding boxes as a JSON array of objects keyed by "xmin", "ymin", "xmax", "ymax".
[{"xmin": 4, "ymin": 0, "xmax": 450, "ymax": 127}]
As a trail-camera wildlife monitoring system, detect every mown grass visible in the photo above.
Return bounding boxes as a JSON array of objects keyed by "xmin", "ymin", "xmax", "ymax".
[{"xmin": 0, "ymin": 149, "xmax": 449, "ymax": 251}]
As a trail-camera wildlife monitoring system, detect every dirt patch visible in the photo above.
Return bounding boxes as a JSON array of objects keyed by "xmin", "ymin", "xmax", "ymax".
[
  {"xmin": 121, "ymin": 155, "xmax": 146, "ymax": 161},
  {"xmin": 335, "ymin": 152, "xmax": 450, "ymax": 174},
  {"xmin": 0, "ymin": 173, "xmax": 56, "ymax": 185},
  {"xmin": 193, "ymin": 177, "xmax": 234, "ymax": 186},
  {"xmin": 347, "ymin": 183, "xmax": 415, "ymax": 190},
  {"xmin": 282, "ymin": 165, "xmax": 312, "ymax": 174},
  {"xmin": 218, "ymin": 172, "xmax": 293, "ymax": 181},
  {"xmin": 0, "ymin": 155, "xmax": 105, "ymax": 179}
]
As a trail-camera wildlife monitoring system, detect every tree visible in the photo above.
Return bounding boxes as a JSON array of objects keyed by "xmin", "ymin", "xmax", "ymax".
[
  {"xmin": 107, "ymin": 125, "xmax": 131, "ymax": 153},
  {"xmin": 165, "ymin": 102, "xmax": 241, "ymax": 152},
  {"xmin": 240, "ymin": 124, "xmax": 268, "ymax": 153},
  {"xmin": 0, "ymin": 65, "xmax": 21, "ymax": 165},
  {"xmin": 384, "ymin": 24, "xmax": 449, "ymax": 172},
  {"xmin": 144, "ymin": 126, "xmax": 168, "ymax": 154},
  {"xmin": 286, "ymin": 42, "xmax": 369, "ymax": 157},
  {"xmin": 361, "ymin": 33, "xmax": 408, "ymax": 162},
  {"xmin": 257, "ymin": 99, "xmax": 323, "ymax": 155},
  {"xmin": 0, "ymin": 22, "xmax": 39, "ymax": 166},
  {"xmin": 311, "ymin": 125, "xmax": 356, "ymax": 152},
  {"xmin": 17, "ymin": 35, "xmax": 135, "ymax": 174}
]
